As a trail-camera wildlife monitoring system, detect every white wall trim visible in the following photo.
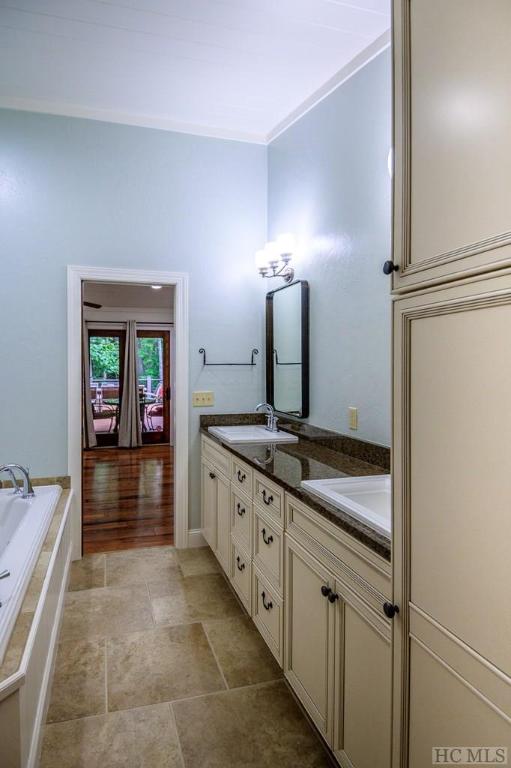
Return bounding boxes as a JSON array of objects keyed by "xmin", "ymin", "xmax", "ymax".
[
  {"xmin": 67, "ymin": 265, "xmax": 189, "ymax": 558},
  {"xmin": 188, "ymin": 529, "xmax": 206, "ymax": 548},
  {"xmin": 266, "ymin": 30, "xmax": 391, "ymax": 144}
]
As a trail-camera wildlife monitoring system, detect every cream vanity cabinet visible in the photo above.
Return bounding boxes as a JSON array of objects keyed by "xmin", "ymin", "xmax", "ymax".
[
  {"xmin": 201, "ymin": 435, "xmax": 393, "ymax": 765},
  {"xmin": 392, "ymin": 0, "xmax": 511, "ymax": 292},
  {"xmin": 285, "ymin": 494, "xmax": 392, "ymax": 768},
  {"xmin": 200, "ymin": 436, "xmax": 231, "ymax": 573}
]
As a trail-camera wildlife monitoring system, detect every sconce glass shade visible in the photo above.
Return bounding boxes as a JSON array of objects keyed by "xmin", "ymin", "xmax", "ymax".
[
  {"xmin": 255, "ymin": 249, "xmax": 269, "ymax": 273},
  {"xmin": 276, "ymin": 233, "xmax": 295, "ymax": 259},
  {"xmin": 265, "ymin": 240, "xmax": 280, "ymax": 266},
  {"xmin": 255, "ymin": 235, "xmax": 296, "ymax": 282}
]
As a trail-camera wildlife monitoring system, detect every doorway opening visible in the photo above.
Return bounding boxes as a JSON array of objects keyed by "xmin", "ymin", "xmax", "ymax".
[
  {"xmin": 88, "ymin": 328, "xmax": 172, "ymax": 446},
  {"xmin": 81, "ymin": 281, "xmax": 175, "ymax": 553}
]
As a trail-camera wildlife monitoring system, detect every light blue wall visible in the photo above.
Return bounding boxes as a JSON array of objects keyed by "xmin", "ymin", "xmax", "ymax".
[
  {"xmin": 267, "ymin": 49, "xmax": 392, "ymax": 446},
  {"xmin": 0, "ymin": 50, "xmax": 391, "ymax": 532},
  {"xmin": 0, "ymin": 110, "xmax": 267, "ymax": 528}
]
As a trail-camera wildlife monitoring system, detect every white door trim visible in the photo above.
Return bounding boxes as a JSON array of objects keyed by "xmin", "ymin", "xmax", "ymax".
[{"xmin": 67, "ymin": 265, "xmax": 189, "ymax": 559}]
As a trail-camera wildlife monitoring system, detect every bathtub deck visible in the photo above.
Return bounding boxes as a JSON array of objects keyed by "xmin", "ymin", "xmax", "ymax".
[{"xmin": 82, "ymin": 446, "xmax": 174, "ymax": 553}]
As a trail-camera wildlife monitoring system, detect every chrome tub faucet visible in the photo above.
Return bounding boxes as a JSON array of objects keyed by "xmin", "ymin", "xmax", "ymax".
[{"xmin": 0, "ymin": 464, "xmax": 35, "ymax": 498}]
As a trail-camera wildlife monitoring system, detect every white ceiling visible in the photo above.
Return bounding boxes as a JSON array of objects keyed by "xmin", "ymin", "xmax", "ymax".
[
  {"xmin": 0, "ymin": 0, "xmax": 390, "ymax": 142},
  {"xmin": 84, "ymin": 281, "xmax": 174, "ymax": 309}
]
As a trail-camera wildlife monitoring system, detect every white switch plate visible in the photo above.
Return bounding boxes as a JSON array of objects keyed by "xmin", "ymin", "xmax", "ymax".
[
  {"xmin": 192, "ymin": 391, "xmax": 214, "ymax": 407},
  {"xmin": 348, "ymin": 406, "xmax": 358, "ymax": 430}
]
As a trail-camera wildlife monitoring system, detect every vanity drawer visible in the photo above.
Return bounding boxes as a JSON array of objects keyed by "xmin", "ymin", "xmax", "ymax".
[
  {"xmin": 201, "ymin": 435, "xmax": 231, "ymax": 479},
  {"xmin": 231, "ymin": 491, "xmax": 252, "ymax": 552},
  {"xmin": 253, "ymin": 509, "xmax": 283, "ymax": 594},
  {"xmin": 253, "ymin": 472, "xmax": 284, "ymax": 525},
  {"xmin": 230, "ymin": 539, "xmax": 252, "ymax": 614},
  {"xmin": 252, "ymin": 567, "xmax": 283, "ymax": 665},
  {"xmin": 285, "ymin": 493, "xmax": 391, "ymax": 603},
  {"xmin": 232, "ymin": 458, "xmax": 253, "ymax": 496}
]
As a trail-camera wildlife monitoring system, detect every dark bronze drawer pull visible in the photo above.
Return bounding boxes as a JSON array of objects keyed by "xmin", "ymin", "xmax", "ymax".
[
  {"xmin": 236, "ymin": 502, "xmax": 245, "ymax": 517},
  {"xmin": 261, "ymin": 528, "xmax": 273, "ymax": 546},
  {"xmin": 237, "ymin": 470, "xmax": 246, "ymax": 483},
  {"xmin": 328, "ymin": 592, "xmax": 339, "ymax": 603},
  {"xmin": 261, "ymin": 591, "xmax": 273, "ymax": 611},
  {"xmin": 261, "ymin": 489, "xmax": 273, "ymax": 505},
  {"xmin": 236, "ymin": 555, "xmax": 245, "ymax": 572},
  {"xmin": 320, "ymin": 585, "xmax": 331, "ymax": 598},
  {"xmin": 209, "ymin": 471, "xmax": 216, "ymax": 479}
]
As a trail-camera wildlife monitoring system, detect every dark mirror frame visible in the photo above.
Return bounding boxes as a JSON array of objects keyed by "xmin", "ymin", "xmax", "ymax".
[{"xmin": 266, "ymin": 280, "xmax": 310, "ymax": 418}]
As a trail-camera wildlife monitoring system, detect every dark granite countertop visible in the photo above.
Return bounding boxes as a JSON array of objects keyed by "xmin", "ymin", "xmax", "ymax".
[{"xmin": 200, "ymin": 414, "xmax": 391, "ymax": 561}]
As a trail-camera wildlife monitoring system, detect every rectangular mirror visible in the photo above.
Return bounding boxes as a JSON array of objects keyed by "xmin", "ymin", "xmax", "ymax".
[{"xmin": 266, "ymin": 280, "xmax": 309, "ymax": 418}]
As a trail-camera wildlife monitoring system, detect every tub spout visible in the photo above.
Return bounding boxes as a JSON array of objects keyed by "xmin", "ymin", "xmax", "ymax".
[{"xmin": 0, "ymin": 465, "xmax": 35, "ymax": 499}]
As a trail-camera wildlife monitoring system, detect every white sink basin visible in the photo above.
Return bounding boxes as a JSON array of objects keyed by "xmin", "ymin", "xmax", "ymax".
[
  {"xmin": 208, "ymin": 425, "xmax": 298, "ymax": 444},
  {"xmin": 300, "ymin": 475, "xmax": 391, "ymax": 537}
]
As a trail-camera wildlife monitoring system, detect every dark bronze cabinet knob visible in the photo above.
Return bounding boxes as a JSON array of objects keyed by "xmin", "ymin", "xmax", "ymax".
[
  {"xmin": 383, "ymin": 260, "xmax": 399, "ymax": 275},
  {"xmin": 209, "ymin": 471, "xmax": 216, "ymax": 479},
  {"xmin": 328, "ymin": 592, "xmax": 339, "ymax": 603},
  {"xmin": 383, "ymin": 602, "xmax": 399, "ymax": 619},
  {"xmin": 320, "ymin": 585, "xmax": 331, "ymax": 598}
]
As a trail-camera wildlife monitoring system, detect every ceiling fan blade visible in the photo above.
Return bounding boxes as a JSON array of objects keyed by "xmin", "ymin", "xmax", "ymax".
[{"xmin": 83, "ymin": 301, "xmax": 102, "ymax": 309}]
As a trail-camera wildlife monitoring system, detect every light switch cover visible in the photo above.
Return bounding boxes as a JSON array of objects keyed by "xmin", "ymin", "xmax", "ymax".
[{"xmin": 192, "ymin": 391, "xmax": 214, "ymax": 407}]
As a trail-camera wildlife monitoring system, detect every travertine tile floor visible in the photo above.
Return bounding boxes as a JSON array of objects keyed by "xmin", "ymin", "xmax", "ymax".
[{"xmin": 41, "ymin": 546, "xmax": 332, "ymax": 768}]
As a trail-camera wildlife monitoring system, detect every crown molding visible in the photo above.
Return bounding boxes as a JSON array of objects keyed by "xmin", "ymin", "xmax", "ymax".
[
  {"xmin": 0, "ymin": 33, "xmax": 390, "ymax": 146},
  {"xmin": 265, "ymin": 30, "xmax": 391, "ymax": 145},
  {"xmin": 0, "ymin": 96, "xmax": 267, "ymax": 145}
]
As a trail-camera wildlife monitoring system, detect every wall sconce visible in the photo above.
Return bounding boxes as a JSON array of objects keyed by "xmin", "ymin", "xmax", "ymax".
[{"xmin": 255, "ymin": 234, "xmax": 295, "ymax": 283}]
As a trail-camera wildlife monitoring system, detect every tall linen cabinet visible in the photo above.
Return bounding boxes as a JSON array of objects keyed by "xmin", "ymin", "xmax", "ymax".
[{"xmin": 391, "ymin": 2, "xmax": 511, "ymax": 766}]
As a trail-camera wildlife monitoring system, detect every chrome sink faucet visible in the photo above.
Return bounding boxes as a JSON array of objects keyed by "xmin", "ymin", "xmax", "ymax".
[
  {"xmin": 255, "ymin": 402, "xmax": 279, "ymax": 433},
  {"xmin": 0, "ymin": 464, "xmax": 35, "ymax": 498}
]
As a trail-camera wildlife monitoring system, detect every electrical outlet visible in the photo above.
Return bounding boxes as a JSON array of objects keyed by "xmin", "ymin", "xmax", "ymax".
[
  {"xmin": 192, "ymin": 391, "xmax": 214, "ymax": 407},
  {"xmin": 348, "ymin": 406, "xmax": 358, "ymax": 430}
]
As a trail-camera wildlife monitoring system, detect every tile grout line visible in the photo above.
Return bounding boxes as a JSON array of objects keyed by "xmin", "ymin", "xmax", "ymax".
[
  {"xmin": 200, "ymin": 621, "xmax": 229, "ymax": 691},
  {"xmin": 168, "ymin": 702, "xmax": 187, "ymax": 768},
  {"xmin": 97, "ymin": 678, "xmax": 286, "ymax": 724}
]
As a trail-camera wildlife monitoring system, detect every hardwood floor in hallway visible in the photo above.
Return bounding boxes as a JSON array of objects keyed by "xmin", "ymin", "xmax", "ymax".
[{"xmin": 82, "ymin": 445, "xmax": 173, "ymax": 554}]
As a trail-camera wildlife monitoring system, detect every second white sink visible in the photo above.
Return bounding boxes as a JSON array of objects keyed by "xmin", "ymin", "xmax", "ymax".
[
  {"xmin": 208, "ymin": 425, "xmax": 298, "ymax": 444},
  {"xmin": 301, "ymin": 475, "xmax": 391, "ymax": 537}
]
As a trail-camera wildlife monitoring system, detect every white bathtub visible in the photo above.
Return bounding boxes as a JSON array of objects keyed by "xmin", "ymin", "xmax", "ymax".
[{"xmin": 0, "ymin": 485, "xmax": 61, "ymax": 663}]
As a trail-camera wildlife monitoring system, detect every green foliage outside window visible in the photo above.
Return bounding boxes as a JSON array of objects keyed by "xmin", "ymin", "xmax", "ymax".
[
  {"xmin": 89, "ymin": 336, "xmax": 162, "ymax": 380},
  {"xmin": 137, "ymin": 338, "xmax": 162, "ymax": 379},
  {"xmin": 89, "ymin": 337, "xmax": 119, "ymax": 379}
]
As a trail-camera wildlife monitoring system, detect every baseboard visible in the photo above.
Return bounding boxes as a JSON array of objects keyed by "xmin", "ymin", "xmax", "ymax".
[{"xmin": 187, "ymin": 529, "xmax": 206, "ymax": 548}]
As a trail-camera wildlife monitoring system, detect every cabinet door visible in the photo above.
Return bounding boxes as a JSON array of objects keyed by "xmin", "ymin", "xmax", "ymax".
[
  {"xmin": 392, "ymin": 276, "xmax": 511, "ymax": 766},
  {"xmin": 392, "ymin": 0, "xmax": 511, "ymax": 291},
  {"xmin": 284, "ymin": 536, "xmax": 335, "ymax": 742},
  {"xmin": 201, "ymin": 460, "xmax": 217, "ymax": 550},
  {"xmin": 214, "ymin": 472, "xmax": 230, "ymax": 573},
  {"xmin": 334, "ymin": 592, "xmax": 392, "ymax": 768}
]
